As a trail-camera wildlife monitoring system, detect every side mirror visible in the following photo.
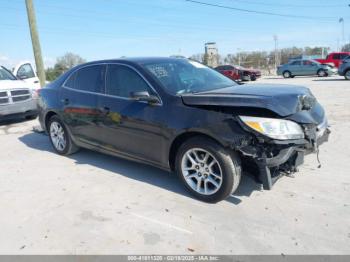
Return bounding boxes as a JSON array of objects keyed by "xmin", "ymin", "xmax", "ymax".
[{"xmin": 130, "ymin": 91, "xmax": 160, "ymax": 104}]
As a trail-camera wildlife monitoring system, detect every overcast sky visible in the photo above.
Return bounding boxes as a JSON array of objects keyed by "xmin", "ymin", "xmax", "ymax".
[{"xmin": 0, "ymin": 0, "xmax": 349, "ymax": 68}]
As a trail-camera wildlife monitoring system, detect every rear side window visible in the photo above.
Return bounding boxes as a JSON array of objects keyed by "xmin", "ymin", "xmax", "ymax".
[
  {"xmin": 106, "ymin": 64, "xmax": 151, "ymax": 98},
  {"xmin": 333, "ymin": 54, "xmax": 340, "ymax": 60},
  {"xmin": 66, "ymin": 65, "xmax": 105, "ymax": 93},
  {"xmin": 64, "ymin": 72, "xmax": 76, "ymax": 88}
]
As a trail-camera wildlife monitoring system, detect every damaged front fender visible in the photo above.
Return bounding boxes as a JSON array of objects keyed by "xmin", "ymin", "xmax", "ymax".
[{"xmin": 235, "ymin": 125, "xmax": 330, "ymax": 190}]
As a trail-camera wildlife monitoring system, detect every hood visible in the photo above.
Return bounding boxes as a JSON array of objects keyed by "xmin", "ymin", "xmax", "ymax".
[
  {"xmin": 181, "ymin": 84, "xmax": 318, "ymax": 118},
  {"xmin": 0, "ymin": 80, "xmax": 32, "ymax": 90}
]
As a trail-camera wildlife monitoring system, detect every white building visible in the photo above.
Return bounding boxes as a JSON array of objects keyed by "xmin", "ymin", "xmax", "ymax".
[{"xmin": 205, "ymin": 42, "xmax": 219, "ymax": 68}]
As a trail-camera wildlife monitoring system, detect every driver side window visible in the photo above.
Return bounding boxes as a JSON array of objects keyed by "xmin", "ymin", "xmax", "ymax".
[
  {"xmin": 17, "ymin": 63, "xmax": 35, "ymax": 79},
  {"xmin": 106, "ymin": 64, "xmax": 151, "ymax": 98}
]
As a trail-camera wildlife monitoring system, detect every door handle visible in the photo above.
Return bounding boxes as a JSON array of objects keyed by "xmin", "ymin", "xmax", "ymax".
[
  {"xmin": 61, "ymin": 98, "xmax": 70, "ymax": 105},
  {"xmin": 100, "ymin": 106, "xmax": 110, "ymax": 114}
]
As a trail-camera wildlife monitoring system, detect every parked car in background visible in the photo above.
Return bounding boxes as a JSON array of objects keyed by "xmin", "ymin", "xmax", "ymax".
[
  {"xmin": 12, "ymin": 62, "xmax": 41, "ymax": 89},
  {"xmin": 38, "ymin": 57, "xmax": 330, "ymax": 203},
  {"xmin": 277, "ymin": 59, "xmax": 337, "ymax": 78},
  {"xmin": 215, "ymin": 65, "xmax": 261, "ymax": 81},
  {"xmin": 315, "ymin": 52, "xmax": 350, "ymax": 68},
  {"xmin": 338, "ymin": 56, "xmax": 350, "ymax": 80},
  {"xmin": 0, "ymin": 66, "xmax": 38, "ymax": 121},
  {"xmin": 215, "ymin": 65, "xmax": 241, "ymax": 81}
]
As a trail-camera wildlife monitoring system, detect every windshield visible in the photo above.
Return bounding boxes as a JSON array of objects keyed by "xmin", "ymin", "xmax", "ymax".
[
  {"xmin": 143, "ymin": 59, "xmax": 237, "ymax": 95},
  {"xmin": 310, "ymin": 60, "xmax": 320, "ymax": 64},
  {"xmin": 0, "ymin": 66, "xmax": 16, "ymax": 80}
]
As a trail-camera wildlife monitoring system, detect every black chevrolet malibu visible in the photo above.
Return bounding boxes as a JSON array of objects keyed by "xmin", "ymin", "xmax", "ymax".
[{"xmin": 38, "ymin": 57, "xmax": 330, "ymax": 202}]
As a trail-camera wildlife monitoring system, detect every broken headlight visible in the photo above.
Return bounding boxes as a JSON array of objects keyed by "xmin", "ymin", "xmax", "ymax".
[{"xmin": 239, "ymin": 116, "xmax": 304, "ymax": 140}]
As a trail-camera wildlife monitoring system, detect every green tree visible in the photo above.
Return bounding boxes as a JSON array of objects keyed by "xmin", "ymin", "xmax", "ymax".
[
  {"xmin": 45, "ymin": 52, "xmax": 86, "ymax": 81},
  {"xmin": 342, "ymin": 43, "xmax": 350, "ymax": 52}
]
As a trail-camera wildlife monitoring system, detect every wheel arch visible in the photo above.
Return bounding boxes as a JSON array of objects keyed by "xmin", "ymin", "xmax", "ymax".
[
  {"xmin": 283, "ymin": 70, "xmax": 291, "ymax": 76},
  {"xmin": 44, "ymin": 111, "xmax": 58, "ymax": 131},
  {"xmin": 168, "ymin": 131, "xmax": 226, "ymax": 171}
]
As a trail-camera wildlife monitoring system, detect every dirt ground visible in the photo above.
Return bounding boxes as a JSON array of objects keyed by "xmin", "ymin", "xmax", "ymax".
[{"xmin": 0, "ymin": 75, "xmax": 349, "ymax": 254}]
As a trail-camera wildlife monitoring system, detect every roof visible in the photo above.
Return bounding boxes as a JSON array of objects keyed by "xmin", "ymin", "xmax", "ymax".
[{"xmin": 82, "ymin": 57, "xmax": 188, "ymax": 66}]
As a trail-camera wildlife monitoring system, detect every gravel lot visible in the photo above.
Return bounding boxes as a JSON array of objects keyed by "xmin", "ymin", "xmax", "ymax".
[{"xmin": 0, "ymin": 75, "xmax": 349, "ymax": 255}]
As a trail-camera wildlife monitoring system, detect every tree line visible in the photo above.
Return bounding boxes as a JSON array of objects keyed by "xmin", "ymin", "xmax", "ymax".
[
  {"xmin": 191, "ymin": 44, "xmax": 350, "ymax": 70},
  {"xmin": 46, "ymin": 44, "xmax": 350, "ymax": 81}
]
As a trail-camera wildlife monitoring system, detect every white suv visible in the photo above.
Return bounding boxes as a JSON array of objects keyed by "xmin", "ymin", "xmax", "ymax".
[{"xmin": 0, "ymin": 66, "xmax": 38, "ymax": 121}]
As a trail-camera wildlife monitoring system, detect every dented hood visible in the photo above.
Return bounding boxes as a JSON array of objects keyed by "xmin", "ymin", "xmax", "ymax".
[{"xmin": 181, "ymin": 84, "xmax": 317, "ymax": 117}]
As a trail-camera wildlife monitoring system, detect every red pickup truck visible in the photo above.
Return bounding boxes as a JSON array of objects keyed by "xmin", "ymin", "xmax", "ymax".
[{"xmin": 315, "ymin": 52, "xmax": 350, "ymax": 68}]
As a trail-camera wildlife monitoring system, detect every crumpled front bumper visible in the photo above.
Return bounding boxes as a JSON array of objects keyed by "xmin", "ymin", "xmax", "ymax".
[{"xmin": 236, "ymin": 119, "xmax": 331, "ymax": 190}]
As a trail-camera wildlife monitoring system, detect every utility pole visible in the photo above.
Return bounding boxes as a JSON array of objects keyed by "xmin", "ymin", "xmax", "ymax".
[
  {"xmin": 339, "ymin": 18, "xmax": 345, "ymax": 47},
  {"xmin": 273, "ymin": 35, "xmax": 279, "ymax": 69},
  {"xmin": 25, "ymin": 0, "xmax": 46, "ymax": 87},
  {"xmin": 237, "ymin": 48, "xmax": 241, "ymax": 66}
]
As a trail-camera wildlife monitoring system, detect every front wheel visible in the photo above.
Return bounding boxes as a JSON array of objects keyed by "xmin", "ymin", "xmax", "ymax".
[
  {"xmin": 317, "ymin": 69, "xmax": 328, "ymax": 77},
  {"xmin": 48, "ymin": 115, "xmax": 79, "ymax": 155},
  {"xmin": 345, "ymin": 70, "xmax": 350, "ymax": 80},
  {"xmin": 175, "ymin": 137, "xmax": 241, "ymax": 203}
]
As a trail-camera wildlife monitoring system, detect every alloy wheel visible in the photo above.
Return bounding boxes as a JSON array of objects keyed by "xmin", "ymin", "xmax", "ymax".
[
  {"xmin": 345, "ymin": 70, "xmax": 350, "ymax": 80},
  {"xmin": 50, "ymin": 121, "xmax": 66, "ymax": 151},
  {"xmin": 283, "ymin": 71, "xmax": 290, "ymax": 78},
  {"xmin": 318, "ymin": 70, "xmax": 326, "ymax": 77},
  {"xmin": 181, "ymin": 148, "xmax": 223, "ymax": 195}
]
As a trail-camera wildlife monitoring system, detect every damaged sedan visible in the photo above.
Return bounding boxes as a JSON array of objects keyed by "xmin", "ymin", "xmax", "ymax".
[{"xmin": 38, "ymin": 57, "xmax": 330, "ymax": 203}]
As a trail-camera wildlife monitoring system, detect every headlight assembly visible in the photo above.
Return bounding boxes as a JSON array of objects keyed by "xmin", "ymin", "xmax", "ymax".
[{"xmin": 239, "ymin": 116, "xmax": 304, "ymax": 140}]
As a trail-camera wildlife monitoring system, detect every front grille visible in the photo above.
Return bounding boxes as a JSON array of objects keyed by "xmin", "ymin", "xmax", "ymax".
[
  {"xmin": 11, "ymin": 90, "xmax": 30, "ymax": 96},
  {"xmin": 0, "ymin": 98, "xmax": 9, "ymax": 104},
  {"xmin": 0, "ymin": 89, "xmax": 31, "ymax": 105},
  {"xmin": 12, "ymin": 95, "xmax": 31, "ymax": 102}
]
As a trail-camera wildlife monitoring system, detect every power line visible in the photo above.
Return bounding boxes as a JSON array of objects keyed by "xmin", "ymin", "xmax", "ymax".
[
  {"xmin": 185, "ymin": 0, "xmax": 345, "ymax": 20},
  {"xmin": 227, "ymin": 0, "xmax": 347, "ymax": 8}
]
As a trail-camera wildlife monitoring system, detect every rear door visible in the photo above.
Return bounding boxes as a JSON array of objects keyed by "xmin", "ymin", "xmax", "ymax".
[
  {"xmin": 96, "ymin": 63, "xmax": 164, "ymax": 164},
  {"xmin": 60, "ymin": 64, "xmax": 106, "ymax": 146}
]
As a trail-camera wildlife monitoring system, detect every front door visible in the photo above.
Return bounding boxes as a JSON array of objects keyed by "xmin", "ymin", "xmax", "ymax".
[
  {"xmin": 302, "ymin": 60, "xmax": 318, "ymax": 75},
  {"xmin": 13, "ymin": 62, "xmax": 41, "ymax": 89},
  {"xmin": 60, "ymin": 64, "xmax": 106, "ymax": 146},
  {"xmin": 96, "ymin": 64, "xmax": 165, "ymax": 164}
]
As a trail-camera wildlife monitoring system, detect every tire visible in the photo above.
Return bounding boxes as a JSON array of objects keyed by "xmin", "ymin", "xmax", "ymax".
[
  {"xmin": 283, "ymin": 71, "xmax": 291, "ymax": 78},
  {"xmin": 317, "ymin": 69, "xmax": 327, "ymax": 77},
  {"xmin": 48, "ymin": 115, "xmax": 79, "ymax": 155},
  {"xmin": 251, "ymin": 75, "xmax": 257, "ymax": 81},
  {"xmin": 175, "ymin": 137, "xmax": 241, "ymax": 203},
  {"xmin": 345, "ymin": 70, "xmax": 350, "ymax": 80}
]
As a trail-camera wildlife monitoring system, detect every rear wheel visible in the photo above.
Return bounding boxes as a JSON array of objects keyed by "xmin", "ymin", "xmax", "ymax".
[
  {"xmin": 175, "ymin": 137, "xmax": 241, "ymax": 203},
  {"xmin": 345, "ymin": 70, "xmax": 350, "ymax": 80},
  {"xmin": 48, "ymin": 115, "xmax": 79, "ymax": 155},
  {"xmin": 283, "ymin": 71, "xmax": 292, "ymax": 78}
]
